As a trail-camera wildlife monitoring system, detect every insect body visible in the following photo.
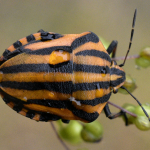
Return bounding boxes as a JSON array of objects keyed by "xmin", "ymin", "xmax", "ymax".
[
  {"xmin": 0, "ymin": 9, "xmax": 149, "ymax": 123},
  {"xmin": 0, "ymin": 30, "xmax": 125, "ymax": 123}
]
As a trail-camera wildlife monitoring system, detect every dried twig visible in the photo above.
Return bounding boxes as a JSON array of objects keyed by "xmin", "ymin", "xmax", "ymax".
[
  {"xmin": 108, "ymin": 101, "xmax": 137, "ymax": 117},
  {"xmin": 50, "ymin": 122, "xmax": 70, "ymax": 150}
]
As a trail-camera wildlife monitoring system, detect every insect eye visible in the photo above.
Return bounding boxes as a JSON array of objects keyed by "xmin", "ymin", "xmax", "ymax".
[{"xmin": 101, "ymin": 67, "xmax": 107, "ymax": 74}]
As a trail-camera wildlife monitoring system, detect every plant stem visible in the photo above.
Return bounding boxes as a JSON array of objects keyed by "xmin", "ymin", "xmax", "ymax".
[
  {"xmin": 108, "ymin": 101, "xmax": 137, "ymax": 117},
  {"xmin": 112, "ymin": 54, "xmax": 140, "ymax": 61},
  {"xmin": 50, "ymin": 122, "xmax": 70, "ymax": 150}
]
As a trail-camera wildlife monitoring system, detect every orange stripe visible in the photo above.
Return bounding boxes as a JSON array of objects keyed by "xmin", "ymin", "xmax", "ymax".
[
  {"xmin": 74, "ymin": 72, "xmax": 110, "ymax": 83},
  {"xmin": 0, "ymin": 88, "xmax": 71, "ymax": 101},
  {"xmin": 73, "ymin": 41, "xmax": 106, "ymax": 54},
  {"xmin": 72, "ymin": 88, "xmax": 110, "ymax": 101},
  {"xmin": 72, "ymin": 101, "xmax": 107, "ymax": 114},
  {"xmin": 24, "ymin": 104, "xmax": 88, "ymax": 122},
  {"xmin": 24, "ymin": 32, "xmax": 90, "ymax": 50},
  {"xmin": 74, "ymin": 55, "xmax": 111, "ymax": 66},
  {"xmin": 0, "ymin": 53, "xmax": 49, "ymax": 68},
  {"xmin": 19, "ymin": 37, "xmax": 28, "ymax": 46},
  {"xmin": 6, "ymin": 33, "xmax": 42, "ymax": 52},
  {"xmin": 0, "ymin": 52, "xmax": 72, "ymax": 68},
  {"xmin": 7, "ymin": 45, "xmax": 16, "ymax": 51},
  {"xmin": 110, "ymin": 74, "xmax": 123, "ymax": 81},
  {"xmin": 6, "ymin": 101, "xmax": 42, "ymax": 121},
  {"xmin": 1, "ymin": 72, "xmax": 72, "ymax": 82}
]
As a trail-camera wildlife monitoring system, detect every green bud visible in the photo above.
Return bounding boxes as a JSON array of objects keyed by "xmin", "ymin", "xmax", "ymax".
[
  {"xmin": 58, "ymin": 120, "xmax": 83, "ymax": 144},
  {"xmin": 135, "ymin": 57, "xmax": 150, "ymax": 68},
  {"xmin": 134, "ymin": 103, "xmax": 150, "ymax": 117},
  {"xmin": 134, "ymin": 116, "xmax": 150, "ymax": 131},
  {"xmin": 81, "ymin": 121, "xmax": 103, "ymax": 142},
  {"xmin": 118, "ymin": 75, "xmax": 136, "ymax": 94},
  {"xmin": 122, "ymin": 103, "xmax": 136, "ymax": 124},
  {"xmin": 99, "ymin": 36, "xmax": 110, "ymax": 49},
  {"xmin": 140, "ymin": 47, "xmax": 150, "ymax": 61}
]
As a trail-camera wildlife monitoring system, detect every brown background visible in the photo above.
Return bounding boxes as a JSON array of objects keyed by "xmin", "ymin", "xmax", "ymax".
[{"xmin": 0, "ymin": 0, "xmax": 150, "ymax": 150}]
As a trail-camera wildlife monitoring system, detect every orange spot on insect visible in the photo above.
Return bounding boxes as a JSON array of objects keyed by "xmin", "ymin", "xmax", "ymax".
[
  {"xmin": 48, "ymin": 92, "xmax": 55, "ymax": 99},
  {"xmin": 96, "ymin": 88, "xmax": 104, "ymax": 97},
  {"xmin": 101, "ymin": 73, "xmax": 106, "ymax": 77},
  {"xmin": 49, "ymin": 50, "xmax": 70, "ymax": 65}
]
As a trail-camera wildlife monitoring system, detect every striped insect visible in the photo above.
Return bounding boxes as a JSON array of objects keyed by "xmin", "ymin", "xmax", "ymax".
[{"xmin": 0, "ymin": 9, "xmax": 149, "ymax": 124}]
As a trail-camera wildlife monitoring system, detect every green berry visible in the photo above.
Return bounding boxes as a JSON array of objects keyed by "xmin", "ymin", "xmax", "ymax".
[
  {"xmin": 58, "ymin": 120, "xmax": 83, "ymax": 144},
  {"xmin": 118, "ymin": 75, "xmax": 136, "ymax": 94},
  {"xmin": 99, "ymin": 36, "xmax": 109, "ymax": 49},
  {"xmin": 134, "ymin": 103, "xmax": 150, "ymax": 117},
  {"xmin": 135, "ymin": 57, "xmax": 150, "ymax": 68},
  {"xmin": 122, "ymin": 103, "xmax": 136, "ymax": 124},
  {"xmin": 140, "ymin": 47, "xmax": 150, "ymax": 61},
  {"xmin": 134, "ymin": 116, "xmax": 150, "ymax": 131},
  {"xmin": 81, "ymin": 121, "xmax": 103, "ymax": 142}
]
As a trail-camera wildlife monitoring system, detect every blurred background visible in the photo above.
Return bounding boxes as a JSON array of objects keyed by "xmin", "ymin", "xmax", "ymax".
[{"xmin": 0, "ymin": 0, "xmax": 150, "ymax": 150}]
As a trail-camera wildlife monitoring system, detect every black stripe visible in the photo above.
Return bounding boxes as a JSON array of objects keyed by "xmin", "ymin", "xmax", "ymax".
[
  {"xmin": 2, "ymin": 49, "xmax": 11, "ymax": 58},
  {"xmin": 26, "ymin": 111, "xmax": 36, "ymax": 119},
  {"xmin": 1, "ymin": 80, "xmax": 110, "ymax": 93},
  {"xmin": 76, "ymin": 93, "xmax": 111, "ymax": 106},
  {"xmin": 73, "ymin": 81, "xmax": 110, "ymax": 92},
  {"xmin": 0, "ymin": 63, "xmax": 73, "ymax": 73},
  {"xmin": 1, "ymin": 63, "xmax": 110, "ymax": 74},
  {"xmin": 75, "ymin": 49, "xmax": 111, "ymax": 62},
  {"xmin": 53, "ymin": 33, "xmax": 63, "ymax": 39},
  {"xmin": 71, "ymin": 32, "xmax": 99, "ymax": 50},
  {"xmin": 1, "ymin": 89, "xmax": 21, "ymax": 104},
  {"xmin": 3, "ymin": 96, "xmax": 11, "ymax": 104},
  {"xmin": 1, "ymin": 49, "xmax": 23, "ymax": 62},
  {"xmin": 68, "ymin": 104, "xmax": 99, "ymax": 122},
  {"xmin": 13, "ymin": 104, "xmax": 23, "ymax": 113},
  {"xmin": 26, "ymin": 34, "xmax": 36, "ymax": 42},
  {"xmin": 0, "ymin": 90, "xmax": 62, "ymax": 121},
  {"xmin": 0, "ymin": 81, "xmax": 73, "ymax": 94},
  {"xmin": 13, "ymin": 41, "xmax": 22, "ymax": 49},
  {"xmin": 27, "ymin": 99, "xmax": 68, "ymax": 108},
  {"xmin": 110, "ymin": 77, "xmax": 125, "ymax": 87},
  {"xmin": 40, "ymin": 32, "xmax": 63, "ymax": 41},
  {"xmin": 110, "ymin": 68, "xmax": 125, "ymax": 76},
  {"xmin": 23, "ymin": 46, "xmax": 72, "ymax": 55},
  {"xmin": 110, "ymin": 68, "xmax": 125, "ymax": 87},
  {"xmin": 26, "ymin": 110, "xmax": 61, "ymax": 121},
  {"xmin": 39, "ymin": 112, "xmax": 60, "ymax": 121},
  {"xmin": 74, "ymin": 63, "xmax": 110, "ymax": 74}
]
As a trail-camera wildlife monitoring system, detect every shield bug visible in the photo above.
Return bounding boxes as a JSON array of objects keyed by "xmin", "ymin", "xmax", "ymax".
[{"xmin": 0, "ymin": 9, "xmax": 149, "ymax": 124}]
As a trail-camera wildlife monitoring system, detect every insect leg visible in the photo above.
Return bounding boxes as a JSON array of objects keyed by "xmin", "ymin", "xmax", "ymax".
[
  {"xmin": 61, "ymin": 119, "xmax": 70, "ymax": 124},
  {"xmin": 106, "ymin": 40, "xmax": 118, "ymax": 58},
  {"xmin": 104, "ymin": 103, "xmax": 128, "ymax": 125}
]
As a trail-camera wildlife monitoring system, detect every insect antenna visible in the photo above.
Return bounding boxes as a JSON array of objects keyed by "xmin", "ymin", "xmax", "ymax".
[
  {"xmin": 121, "ymin": 86, "xmax": 150, "ymax": 121},
  {"xmin": 119, "ymin": 9, "xmax": 137, "ymax": 67}
]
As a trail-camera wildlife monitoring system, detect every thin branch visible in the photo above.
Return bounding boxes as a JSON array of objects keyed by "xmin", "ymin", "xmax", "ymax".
[
  {"xmin": 50, "ymin": 122, "xmax": 70, "ymax": 150},
  {"xmin": 108, "ymin": 101, "xmax": 137, "ymax": 118},
  {"xmin": 112, "ymin": 54, "xmax": 140, "ymax": 61}
]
